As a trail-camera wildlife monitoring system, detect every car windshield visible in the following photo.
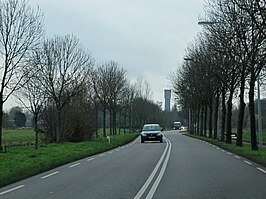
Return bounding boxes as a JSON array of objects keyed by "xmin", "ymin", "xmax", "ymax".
[{"xmin": 143, "ymin": 125, "xmax": 160, "ymax": 131}]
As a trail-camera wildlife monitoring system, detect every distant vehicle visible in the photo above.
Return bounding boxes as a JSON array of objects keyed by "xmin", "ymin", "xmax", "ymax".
[
  {"xmin": 173, "ymin": 122, "xmax": 181, "ymax": 130},
  {"xmin": 141, "ymin": 124, "xmax": 163, "ymax": 143}
]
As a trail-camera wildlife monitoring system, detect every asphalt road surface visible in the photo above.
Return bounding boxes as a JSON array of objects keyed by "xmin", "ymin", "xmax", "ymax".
[{"xmin": 1, "ymin": 131, "xmax": 266, "ymax": 199}]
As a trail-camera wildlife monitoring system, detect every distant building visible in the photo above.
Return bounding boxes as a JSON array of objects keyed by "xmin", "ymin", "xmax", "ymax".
[{"xmin": 164, "ymin": 89, "xmax": 171, "ymax": 112}]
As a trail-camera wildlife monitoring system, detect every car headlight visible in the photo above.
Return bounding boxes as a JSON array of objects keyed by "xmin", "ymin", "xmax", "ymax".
[{"xmin": 141, "ymin": 133, "xmax": 147, "ymax": 136}]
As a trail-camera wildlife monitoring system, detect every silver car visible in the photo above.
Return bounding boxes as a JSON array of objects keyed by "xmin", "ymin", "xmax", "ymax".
[{"xmin": 140, "ymin": 124, "xmax": 163, "ymax": 143}]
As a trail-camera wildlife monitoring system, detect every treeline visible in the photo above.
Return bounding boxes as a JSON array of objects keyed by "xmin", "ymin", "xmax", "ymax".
[
  {"xmin": 170, "ymin": 0, "xmax": 266, "ymax": 150},
  {"xmin": 0, "ymin": 0, "xmax": 170, "ymax": 150}
]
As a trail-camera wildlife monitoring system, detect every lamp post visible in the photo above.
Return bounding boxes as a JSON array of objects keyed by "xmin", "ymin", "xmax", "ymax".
[{"xmin": 184, "ymin": 57, "xmax": 193, "ymax": 133}]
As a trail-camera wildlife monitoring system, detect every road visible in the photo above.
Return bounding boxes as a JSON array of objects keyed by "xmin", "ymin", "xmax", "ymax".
[{"xmin": 1, "ymin": 131, "xmax": 266, "ymax": 199}]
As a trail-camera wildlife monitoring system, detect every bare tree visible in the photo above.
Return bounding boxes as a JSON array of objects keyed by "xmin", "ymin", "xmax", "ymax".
[
  {"xmin": 106, "ymin": 61, "xmax": 127, "ymax": 135},
  {"xmin": 90, "ymin": 65, "xmax": 110, "ymax": 137},
  {"xmin": 120, "ymin": 82, "xmax": 136, "ymax": 133},
  {"xmin": 16, "ymin": 74, "xmax": 46, "ymax": 148},
  {"xmin": 0, "ymin": 0, "xmax": 43, "ymax": 150},
  {"xmin": 35, "ymin": 34, "xmax": 94, "ymax": 142},
  {"xmin": 90, "ymin": 61, "xmax": 127, "ymax": 136},
  {"xmin": 135, "ymin": 76, "xmax": 153, "ymax": 100},
  {"xmin": 224, "ymin": 0, "xmax": 266, "ymax": 149}
]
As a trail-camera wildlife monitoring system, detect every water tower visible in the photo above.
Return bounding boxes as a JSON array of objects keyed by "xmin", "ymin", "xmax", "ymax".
[{"xmin": 164, "ymin": 89, "xmax": 171, "ymax": 112}]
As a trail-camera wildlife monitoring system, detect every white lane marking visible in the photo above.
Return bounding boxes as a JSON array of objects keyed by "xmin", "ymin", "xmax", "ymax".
[
  {"xmin": 216, "ymin": 147, "xmax": 220, "ymax": 150},
  {"xmin": 227, "ymin": 152, "xmax": 232, "ymax": 155},
  {"xmin": 146, "ymin": 138, "xmax": 172, "ymax": 199},
  {"xmin": 134, "ymin": 138, "xmax": 169, "ymax": 199},
  {"xmin": 257, "ymin": 167, "xmax": 266, "ymax": 174},
  {"xmin": 244, "ymin": 161, "xmax": 252, "ymax": 165},
  {"xmin": 86, "ymin": 158, "xmax": 95, "ymax": 162},
  {"xmin": 108, "ymin": 151, "xmax": 113, "ymax": 154},
  {"xmin": 0, "ymin": 185, "xmax": 25, "ymax": 196},
  {"xmin": 234, "ymin": 155, "xmax": 240, "ymax": 159},
  {"xmin": 221, "ymin": 150, "xmax": 225, "ymax": 152},
  {"xmin": 69, "ymin": 163, "xmax": 81, "ymax": 168},
  {"xmin": 121, "ymin": 147, "xmax": 125, "ymax": 149},
  {"xmin": 99, "ymin": 154, "xmax": 106, "ymax": 157},
  {"xmin": 115, "ymin": 149, "xmax": 120, "ymax": 152},
  {"xmin": 41, "ymin": 171, "xmax": 59, "ymax": 179}
]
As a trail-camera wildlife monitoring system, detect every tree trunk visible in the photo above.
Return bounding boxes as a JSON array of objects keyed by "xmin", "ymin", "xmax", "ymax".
[
  {"xmin": 113, "ymin": 111, "xmax": 117, "ymax": 135},
  {"xmin": 221, "ymin": 88, "xmax": 226, "ymax": 142},
  {"xmin": 103, "ymin": 108, "xmax": 106, "ymax": 137},
  {"xmin": 0, "ymin": 97, "xmax": 3, "ymax": 152},
  {"xmin": 34, "ymin": 114, "xmax": 39, "ymax": 149},
  {"xmin": 226, "ymin": 92, "xmax": 233, "ymax": 144},
  {"xmin": 236, "ymin": 76, "xmax": 246, "ymax": 146},
  {"xmin": 123, "ymin": 111, "xmax": 127, "ymax": 134},
  {"xmin": 204, "ymin": 104, "xmax": 208, "ymax": 137},
  {"xmin": 95, "ymin": 106, "xmax": 98, "ymax": 138},
  {"xmin": 197, "ymin": 107, "xmax": 200, "ymax": 135},
  {"xmin": 214, "ymin": 93, "xmax": 220, "ymax": 140},
  {"xmin": 249, "ymin": 78, "xmax": 258, "ymax": 150},
  {"xmin": 208, "ymin": 99, "xmax": 213, "ymax": 138},
  {"xmin": 56, "ymin": 108, "xmax": 61, "ymax": 142},
  {"xmin": 200, "ymin": 105, "xmax": 204, "ymax": 136},
  {"xmin": 109, "ymin": 110, "xmax": 112, "ymax": 136}
]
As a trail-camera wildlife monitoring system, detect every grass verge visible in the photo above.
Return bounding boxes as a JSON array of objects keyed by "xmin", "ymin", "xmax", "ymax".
[
  {"xmin": 185, "ymin": 133, "xmax": 266, "ymax": 168},
  {"xmin": 0, "ymin": 133, "xmax": 139, "ymax": 188}
]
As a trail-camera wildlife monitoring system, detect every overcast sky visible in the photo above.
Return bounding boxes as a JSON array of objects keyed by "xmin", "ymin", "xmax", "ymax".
[{"xmin": 7, "ymin": 0, "xmax": 206, "ymax": 109}]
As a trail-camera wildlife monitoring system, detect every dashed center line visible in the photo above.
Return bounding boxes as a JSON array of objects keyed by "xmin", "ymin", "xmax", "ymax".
[
  {"xmin": 234, "ymin": 155, "xmax": 240, "ymax": 159},
  {"xmin": 99, "ymin": 154, "xmax": 106, "ymax": 157},
  {"xmin": 0, "ymin": 185, "xmax": 25, "ymax": 196},
  {"xmin": 221, "ymin": 150, "xmax": 225, "ymax": 152},
  {"xmin": 41, "ymin": 171, "xmax": 59, "ymax": 179},
  {"xmin": 227, "ymin": 152, "xmax": 232, "ymax": 155}
]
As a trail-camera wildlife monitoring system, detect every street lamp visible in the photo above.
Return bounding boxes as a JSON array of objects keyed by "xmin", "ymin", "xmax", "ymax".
[
  {"xmin": 198, "ymin": 21, "xmax": 218, "ymax": 25},
  {"xmin": 184, "ymin": 57, "xmax": 193, "ymax": 133},
  {"xmin": 184, "ymin": 57, "xmax": 193, "ymax": 61}
]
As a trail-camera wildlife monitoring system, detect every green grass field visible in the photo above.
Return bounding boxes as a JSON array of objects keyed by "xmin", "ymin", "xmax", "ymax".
[
  {"xmin": 3, "ymin": 128, "xmax": 35, "ymax": 146},
  {"xmin": 0, "ymin": 129, "xmax": 139, "ymax": 187},
  {"xmin": 240, "ymin": 130, "xmax": 266, "ymax": 145}
]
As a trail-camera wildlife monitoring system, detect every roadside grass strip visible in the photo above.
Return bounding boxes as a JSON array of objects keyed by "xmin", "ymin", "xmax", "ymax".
[{"xmin": 0, "ymin": 133, "xmax": 139, "ymax": 187}]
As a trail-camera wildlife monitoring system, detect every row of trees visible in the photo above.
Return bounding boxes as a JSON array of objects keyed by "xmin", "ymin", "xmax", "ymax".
[
  {"xmin": 0, "ymin": 0, "xmax": 180, "ymax": 150},
  {"xmin": 171, "ymin": 0, "xmax": 266, "ymax": 150}
]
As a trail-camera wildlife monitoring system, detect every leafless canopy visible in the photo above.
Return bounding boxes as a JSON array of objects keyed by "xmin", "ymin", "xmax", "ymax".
[{"xmin": 0, "ymin": 0, "xmax": 43, "ymax": 102}]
